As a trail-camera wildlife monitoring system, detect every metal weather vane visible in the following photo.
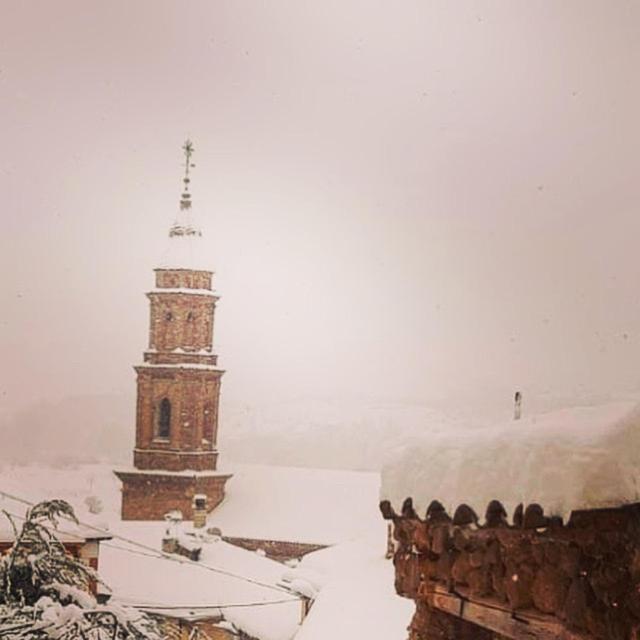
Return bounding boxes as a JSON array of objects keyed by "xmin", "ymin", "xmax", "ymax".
[
  {"xmin": 180, "ymin": 139, "xmax": 196, "ymax": 210},
  {"xmin": 170, "ymin": 139, "xmax": 201, "ymax": 237}
]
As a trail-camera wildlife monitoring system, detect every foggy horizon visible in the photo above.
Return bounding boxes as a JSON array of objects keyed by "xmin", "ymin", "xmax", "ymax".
[
  {"xmin": 2, "ymin": 1, "xmax": 640, "ymax": 426},
  {"xmin": 4, "ymin": 6, "xmax": 640, "ymax": 640}
]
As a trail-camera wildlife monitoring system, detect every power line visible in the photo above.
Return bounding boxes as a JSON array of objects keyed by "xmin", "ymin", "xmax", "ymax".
[
  {"xmin": 1, "ymin": 508, "xmax": 303, "ymax": 612},
  {"xmin": 128, "ymin": 598, "xmax": 300, "ymax": 611},
  {"xmin": 0, "ymin": 502, "xmax": 293, "ymax": 595},
  {"xmin": 1, "ymin": 510, "xmax": 301, "ymax": 611},
  {"xmin": 0, "ymin": 491, "xmax": 298, "ymax": 598},
  {"xmin": 97, "ymin": 541, "xmax": 303, "ymax": 606}
]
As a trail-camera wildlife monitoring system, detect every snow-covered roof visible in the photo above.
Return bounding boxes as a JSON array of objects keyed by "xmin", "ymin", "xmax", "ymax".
[
  {"xmin": 0, "ymin": 465, "xmax": 302, "ymax": 640},
  {"xmin": 99, "ymin": 524, "xmax": 301, "ymax": 640},
  {"xmin": 136, "ymin": 363, "xmax": 224, "ymax": 372},
  {"xmin": 147, "ymin": 288, "xmax": 218, "ymax": 297},
  {"xmin": 146, "ymin": 347, "xmax": 214, "ymax": 355},
  {"xmin": 290, "ymin": 531, "xmax": 413, "ymax": 640},
  {"xmin": 114, "ymin": 466, "xmax": 231, "ymax": 478},
  {"xmin": 0, "ymin": 463, "xmax": 382, "ymax": 547},
  {"xmin": 381, "ymin": 401, "xmax": 640, "ymax": 521},
  {"xmin": 0, "ymin": 462, "xmax": 386, "ymax": 640},
  {"xmin": 208, "ymin": 464, "xmax": 382, "ymax": 545}
]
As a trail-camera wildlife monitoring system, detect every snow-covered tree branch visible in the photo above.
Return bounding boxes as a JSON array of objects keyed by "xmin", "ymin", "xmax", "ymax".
[{"xmin": 0, "ymin": 500, "xmax": 158, "ymax": 640}]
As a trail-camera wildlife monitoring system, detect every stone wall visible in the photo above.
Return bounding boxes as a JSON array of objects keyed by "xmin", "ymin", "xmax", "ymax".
[{"xmin": 381, "ymin": 498, "xmax": 640, "ymax": 640}]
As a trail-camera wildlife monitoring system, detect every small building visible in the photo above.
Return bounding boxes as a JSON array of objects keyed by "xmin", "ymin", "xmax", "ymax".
[
  {"xmin": 380, "ymin": 401, "xmax": 640, "ymax": 640},
  {"xmin": 0, "ymin": 521, "xmax": 111, "ymax": 596}
]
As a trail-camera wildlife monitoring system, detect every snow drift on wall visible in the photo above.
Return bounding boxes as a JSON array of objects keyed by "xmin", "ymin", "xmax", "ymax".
[{"xmin": 381, "ymin": 401, "xmax": 640, "ymax": 520}]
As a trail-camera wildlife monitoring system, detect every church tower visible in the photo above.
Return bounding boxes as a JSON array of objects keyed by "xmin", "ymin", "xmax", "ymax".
[{"xmin": 116, "ymin": 141, "xmax": 231, "ymax": 521}]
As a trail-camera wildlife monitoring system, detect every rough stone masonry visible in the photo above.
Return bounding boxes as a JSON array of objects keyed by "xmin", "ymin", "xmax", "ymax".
[{"xmin": 381, "ymin": 497, "xmax": 640, "ymax": 640}]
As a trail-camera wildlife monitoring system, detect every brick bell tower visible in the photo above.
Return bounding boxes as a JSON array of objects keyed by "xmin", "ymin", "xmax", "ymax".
[{"xmin": 116, "ymin": 140, "xmax": 232, "ymax": 521}]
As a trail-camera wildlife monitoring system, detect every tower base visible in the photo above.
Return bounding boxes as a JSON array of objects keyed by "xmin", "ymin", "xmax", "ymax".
[{"xmin": 114, "ymin": 469, "xmax": 232, "ymax": 521}]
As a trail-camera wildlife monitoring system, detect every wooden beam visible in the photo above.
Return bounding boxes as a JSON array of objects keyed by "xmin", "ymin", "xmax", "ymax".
[{"xmin": 423, "ymin": 586, "xmax": 587, "ymax": 640}]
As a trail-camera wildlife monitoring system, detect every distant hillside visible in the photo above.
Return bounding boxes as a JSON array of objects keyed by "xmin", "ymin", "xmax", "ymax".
[
  {"xmin": 220, "ymin": 400, "xmax": 473, "ymax": 470},
  {"xmin": 1, "ymin": 394, "xmax": 469, "ymax": 470},
  {"xmin": 0, "ymin": 394, "xmax": 133, "ymax": 466},
  {"xmin": 2, "ymin": 390, "xmax": 633, "ymax": 470}
]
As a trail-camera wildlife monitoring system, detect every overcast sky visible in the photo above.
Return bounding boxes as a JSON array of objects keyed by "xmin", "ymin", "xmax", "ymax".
[{"xmin": 1, "ymin": 1, "xmax": 640, "ymax": 417}]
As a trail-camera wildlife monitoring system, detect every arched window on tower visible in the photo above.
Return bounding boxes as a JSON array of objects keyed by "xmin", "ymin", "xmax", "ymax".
[{"xmin": 156, "ymin": 398, "xmax": 171, "ymax": 438}]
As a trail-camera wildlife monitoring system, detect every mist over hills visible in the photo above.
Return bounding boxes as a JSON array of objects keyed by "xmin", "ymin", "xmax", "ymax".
[
  {"xmin": 3, "ymin": 394, "xmax": 463, "ymax": 469},
  {"xmin": 0, "ymin": 394, "xmax": 132, "ymax": 467},
  {"xmin": 2, "ymin": 390, "xmax": 637, "ymax": 470}
]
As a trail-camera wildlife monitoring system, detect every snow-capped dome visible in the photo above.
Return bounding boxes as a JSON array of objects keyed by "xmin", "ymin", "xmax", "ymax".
[
  {"xmin": 157, "ymin": 140, "xmax": 212, "ymax": 272},
  {"xmin": 158, "ymin": 208, "xmax": 210, "ymax": 272}
]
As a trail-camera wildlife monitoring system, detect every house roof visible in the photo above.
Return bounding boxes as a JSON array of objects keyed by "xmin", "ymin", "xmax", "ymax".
[
  {"xmin": 0, "ymin": 461, "xmax": 385, "ymax": 640},
  {"xmin": 0, "ymin": 459, "xmax": 381, "ymax": 546},
  {"xmin": 289, "ymin": 530, "xmax": 413, "ymax": 640},
  {"xmin": 381, "ymin": 400, "xmax": 640, "ymax": 521},
  {"xmin": 98, "ymin": 523, "xmax": 302, "ymax": 640},
  {"xmin": 208, "ymin": 463, "xmax": 382, "ymax": 545}
]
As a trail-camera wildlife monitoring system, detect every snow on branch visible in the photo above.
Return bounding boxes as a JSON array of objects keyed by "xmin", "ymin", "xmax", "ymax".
[{"xmin": 0, "ymin": 500, "xmax": 159, "ymax": 640}]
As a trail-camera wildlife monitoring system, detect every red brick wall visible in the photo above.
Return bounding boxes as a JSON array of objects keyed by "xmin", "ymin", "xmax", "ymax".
[
  {"xmin": 116, "ymin": 471, "xmax": 231, "ymax": 521},
  {"xmin": 222, "ymin": 537, "xmax": 327, "ymax": 563},
  {"xmin": 133, "ymin": 449, "xmax": 218, "ymax": 471},
  {"xmin": 147, "ymin": 293, "xmax": 217, "ymax": 354},
  {"xmin": 133, "ymin": 368, "xmax": 222, "ymax": 470},
  {"xmin": 118, "ymin": 266, "xmax": 230, "ymax": 521},
  {"xmin": 154, "ymin": 269, "xmax": 212, "ymax": 290}
]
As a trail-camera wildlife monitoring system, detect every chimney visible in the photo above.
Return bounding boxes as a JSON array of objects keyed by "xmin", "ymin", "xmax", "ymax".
[
  {"xmin": 514, "ymin": 391, "xmax": 522, "ymax": 420},
  {"xmin": 193, "ymin": 494, "xmax": 207, "ymax": 529},
  {"xmin": 161, "ymin": 509, "xmax": 202, "ymax": 561},
  {"xmin": 162, "ymin": 510, "xmax": 183, "ymax": 554}
]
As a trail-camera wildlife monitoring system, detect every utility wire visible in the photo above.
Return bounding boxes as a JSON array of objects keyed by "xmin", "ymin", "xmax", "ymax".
[
  {"xmin": 0, "ymin": 491, "xmax": 298, "ymax": 598},
  {"xmin": 127, "ymin": 598, "xmax": 300, "ymax": 610},
  {"xmin": 97, "ymin": 541, "xmax": 303, "ymax": 607},
  {"xmin": 1, "ymin": 509, "xmax": 301, "ymax": 611}
]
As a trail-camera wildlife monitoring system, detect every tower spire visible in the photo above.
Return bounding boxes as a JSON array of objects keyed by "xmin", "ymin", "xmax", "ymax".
[
  {"xmin": 169, "ymin": 139, "xmax": 201, "ymax": 241},
  {"xmin": 179, "ymin": 139, "xmax": 195, "ymax": 211}
]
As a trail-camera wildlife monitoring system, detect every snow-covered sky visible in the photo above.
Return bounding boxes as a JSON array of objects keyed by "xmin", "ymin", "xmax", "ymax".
[{"xmin": 2, "ymin": 1, "xmax": 640, "ymax": 418}]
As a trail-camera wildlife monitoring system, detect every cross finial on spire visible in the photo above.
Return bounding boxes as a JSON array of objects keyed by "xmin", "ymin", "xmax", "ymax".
[{"xmin": 180, "ymin": 139, "xmax": 196, "ymax": 210}]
